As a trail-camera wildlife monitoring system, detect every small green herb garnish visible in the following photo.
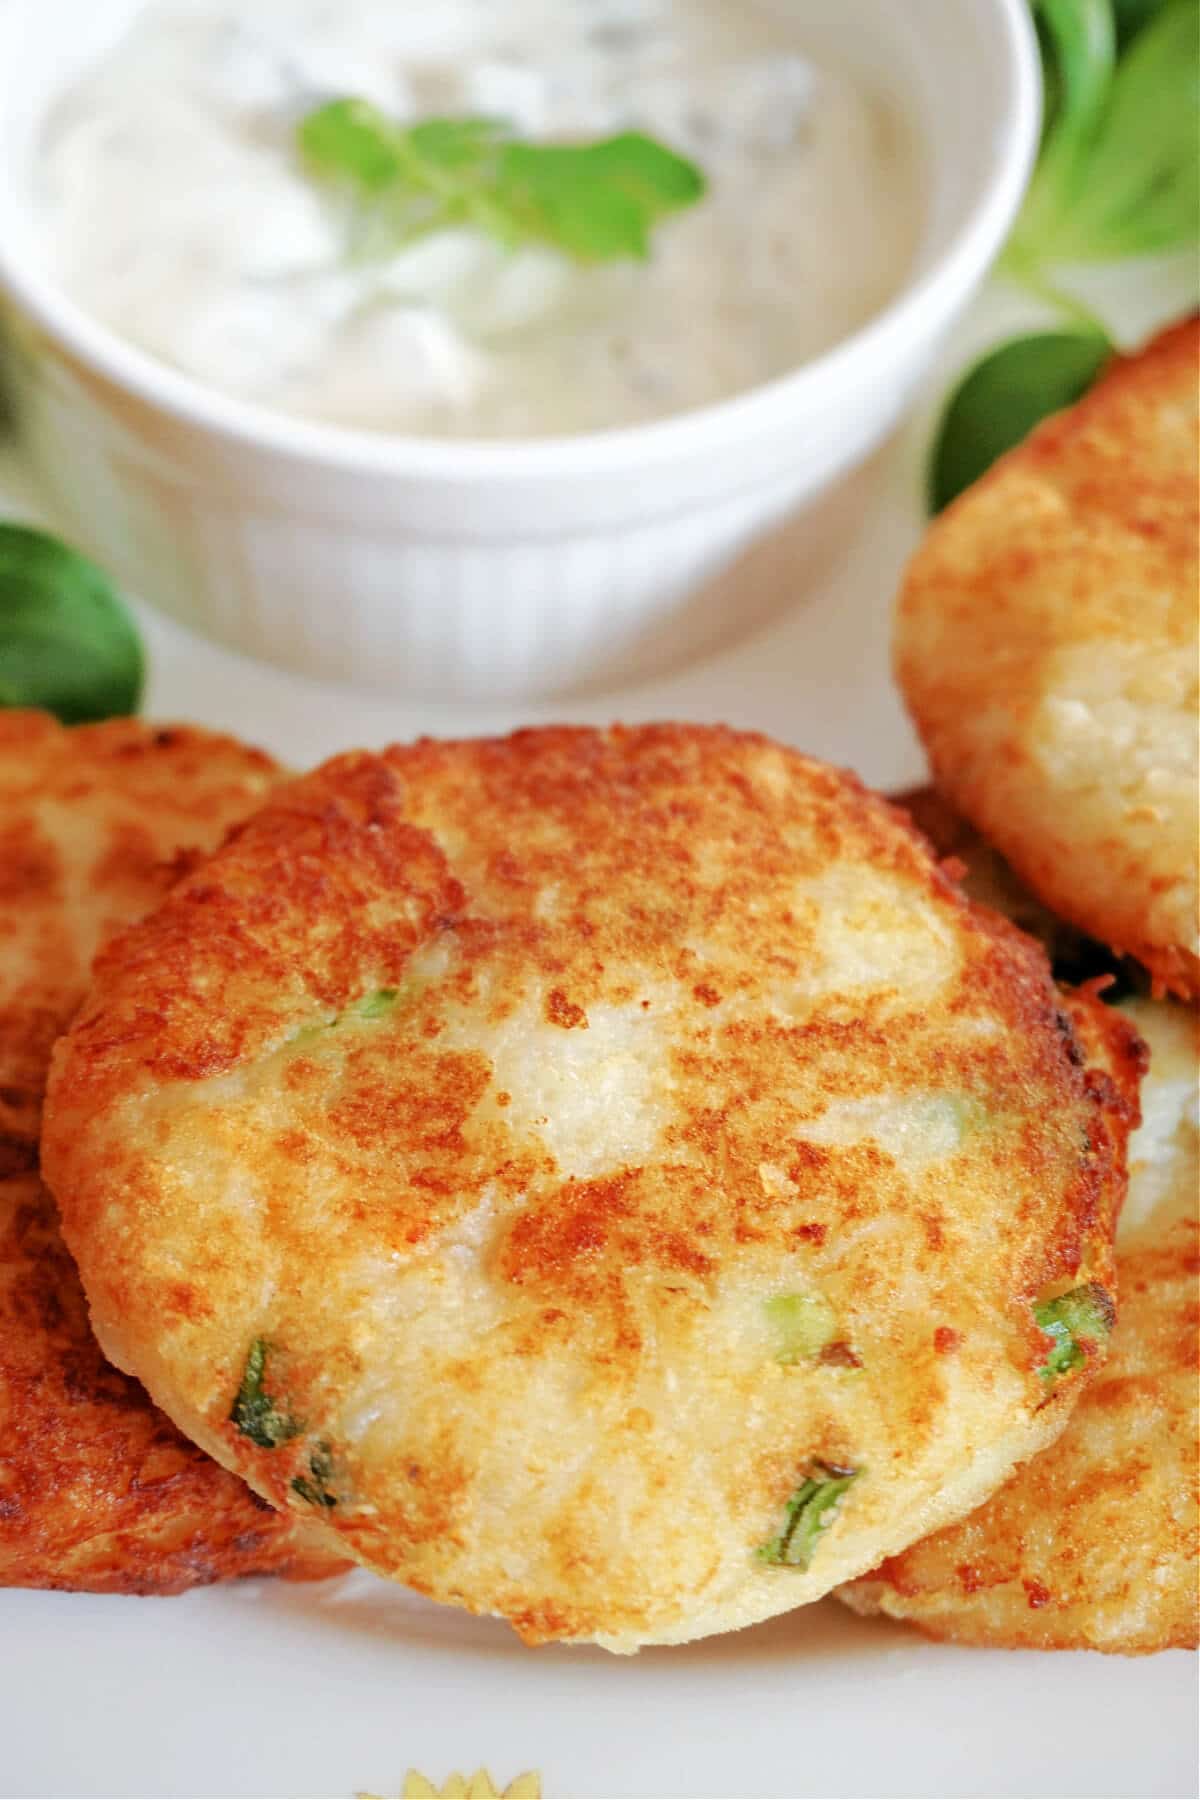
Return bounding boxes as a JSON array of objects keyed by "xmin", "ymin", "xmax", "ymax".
[
  {"xmin": 292, "ymin": 1440, "xmax": 338, "ymax": 1509},
  {"xmin": 765, "ymin": 1293, "xmax": 838, "ymax": 1365},
  {"xmin": 756, "ymin": 1463, "xmax": 860, "ymax": 1569},
  {"xmin": 927, "ymin": 0, "xmax": 1198, "ymax": 512},
  {"xmin": 0, "ymin": 523, "xmax": 144, "ymax": 723},
  {"xmin": 287, "ymin": 986, "xmax": 404, "ymax": 1050},
  {"xmin": 297, "ymin": 99, "xmax": 706, "ymax": 264},
  {"xmin": 1033, "ymin": 1282, "xmax": 1115, "ymax": 1385},
  {"xmin": 230, "ymin": 1337, "xmax": 301, "ymax": 1449},
  {"xmin": 351, "ymin": 987, "xmax": 401, "ymax": 1020}
]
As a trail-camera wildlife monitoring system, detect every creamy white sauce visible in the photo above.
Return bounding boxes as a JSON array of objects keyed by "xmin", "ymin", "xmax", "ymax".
[{"xmin": 37, "ymin": 0, "xmax": 922, "ymax": 439}]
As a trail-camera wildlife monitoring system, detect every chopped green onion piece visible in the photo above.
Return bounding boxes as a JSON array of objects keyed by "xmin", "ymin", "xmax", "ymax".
[
  {"xmin": 351, "ymin": 987, "xmax": 401, "ymax": 1019},
  {"xmin": 292, "ymin": 1441, "xmax": 338, "ymax": 1509},
  {"xmin": 1033, "ymin": 1283, "xmax": 1115, "ymax": 1385},
  {"xmin": 229, "ymin": 1337, "xmax": 301, "ymax": 1449},
  {"xmin": 756, "ymin": 1463, "xmax": 860, "ymax": 1568},
  {"xmin": 765, "ymin": 1293, "xmax": 838, "ymax": 1364}
]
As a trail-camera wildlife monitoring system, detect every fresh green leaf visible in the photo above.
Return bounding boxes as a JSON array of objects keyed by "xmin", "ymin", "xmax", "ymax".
[
  {"xmin": 1033, "ymin": 1282, "xmax": 1115, "ymax": 1385},
  {"xmin": 496, "ymin": 133, "xmax": 706, "ymax": 262},
  {"xmin": 298, "ymin": 97, "xmax": 407, "ymax": 192},
  {"xmin": 0, "ymin": 524, "xmax": 143, "ymax": 724},
  {"xmin": 292, "ymin": 1440, "xmax": 339, "ymax": 1509},
  {"xmin": 230, "ymin": 1337, "xmax": 302, "ymax": 1449},
  {"xmin": 406, "ymin": 115, "xmax": 509, "ymax": 172},
  {"xmin": 296, "ymin": 101, "xmax": 706, "ymax": 265},
  {"xmin": 934, "ymin": 2, "xmax": 1196, "ymax": 524},
  {"xmin": 765, "ymin": 1293, "xmax": 838, "ymax": 1364},
  {"xmin": 928, "ymin": 328, "xmax": 1112, "ymax": 512},
  {"xmin": 1111, "ymin": 0, "xmax": 1175, "ymax": 49},
  {"xmin": 756, "ymin": 1463, "xmax": 859, "ymax": 1569},
  {"xmin": 1049, "ymin": 0, "xmax": 1200, "ymax": 259},
  {"xmin": 1012, "ymin": 0, "xmax": 1117, "ymax": 263},
  {"xmin": 1015, "ymin": 0, "xmax": 1199, "ymax": 264}
]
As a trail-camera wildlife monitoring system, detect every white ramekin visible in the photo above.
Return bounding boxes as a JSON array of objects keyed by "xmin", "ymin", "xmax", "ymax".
[{"xmin": 0, "ymin": 0, "xmax": 1039, "ymax": 702}]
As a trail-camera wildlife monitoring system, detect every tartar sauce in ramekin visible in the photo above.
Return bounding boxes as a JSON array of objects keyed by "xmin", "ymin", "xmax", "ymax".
[{"xmin": 36, "ymin": 0, "xmax": 922, "ymax": 439}]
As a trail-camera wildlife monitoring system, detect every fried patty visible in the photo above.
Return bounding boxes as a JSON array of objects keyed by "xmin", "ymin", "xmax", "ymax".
[
  {"xmin": 0, "ymin": 711, "xmax": 343, "ymax": 1592},
  {"xmin": 896, "ymin": 316, "xmax": 1200, "ymax": 998},
  {"xmin": 42, "ymin": 726, "xmax": 1142, "ymax": 1649},
  {"xmin": 895, "ymin": 785, "xmax": 1148, "ymax": 999},
  {"xmin": 841, "ymin": 997, "xmax": 1198, "ymax": 1653}
]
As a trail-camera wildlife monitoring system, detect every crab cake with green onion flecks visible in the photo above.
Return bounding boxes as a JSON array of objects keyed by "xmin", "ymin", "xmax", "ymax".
[
  {"xmin": 42, "ymin": 725, "xmax": 1143, "ymax": 1649},
  {"xmin": 841, "ymin": 996, "xmax": 1197, "ymax": 1653},
  {"xmin": 0, "ymin": 710, "xmax": 345, "ymax": 1592},
  {"xmin": 896, "ymin": 315, "xmax": 1200, "ymax": 999}
]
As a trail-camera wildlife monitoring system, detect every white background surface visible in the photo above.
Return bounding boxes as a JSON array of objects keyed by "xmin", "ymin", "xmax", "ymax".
[{"xmin": 1, "ymin": 264, "xmax": 1197, "ymax": 1799}]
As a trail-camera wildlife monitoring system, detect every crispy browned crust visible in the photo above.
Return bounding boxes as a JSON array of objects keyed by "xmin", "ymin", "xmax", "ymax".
[
  {"xmin": 0, "ymin": 711, "xmax": 344, "ymax": 1592},
  {"xmin": 896, "ymin": 316, "xmax": 1200, "ymax": 998},
  {"xmin": 0, "ymin": 1173, "xmax": 343, "ymax": 1592},
  {"xmin": 894, "ymin": 784, "xmax": 1148, "ymax": 999},
  {"xmin": 841, "ymin": 1207, "xmax": 1198, "ymax": 1653},
  {"xmin": 0, "ymin": 709, "xmax": 279, "ymax": 1165},
  {"xmin": 43, "ymin": 726, "xmax": 1139, "ymax": 1646},
  {"xmin": 842, "ymin": 795, "xmax": 1195, "ymax": 1654}
]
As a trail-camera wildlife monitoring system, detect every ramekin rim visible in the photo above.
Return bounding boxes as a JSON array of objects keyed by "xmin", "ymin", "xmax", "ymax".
[{"xmin": 0, "ymin": 0, "xmax": 1041, "ymax": 480}]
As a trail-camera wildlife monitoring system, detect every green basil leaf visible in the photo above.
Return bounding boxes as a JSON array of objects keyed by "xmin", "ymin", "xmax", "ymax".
[
  {"xmin": 296, "ymin": 103, "xmax": 706, "ymax": 265},
  {"xmin": 297, "ymin": 97, "xmax": 405, "ymax": 191},
  {"xmin": 1011, "ymin": 0, "xmax": 1116, "ymax": 264},
  {"xmin": 495, "ymin": 133, "xmax": 705, "ymax": 263},
  {"xmin": 1050, "ymin": 0, "xmax": 1200, "ymax": 259},
  {"xmin": 1111, "ymin": 0, "xmax": 1173, "ymax": 47},
  {"xmin": 0, "ymin": 524, "xmax": 144, "ymax": 724},
  {"xmin": 928, "ymin": 329, "xmax": 1113, "ymax": 513}
]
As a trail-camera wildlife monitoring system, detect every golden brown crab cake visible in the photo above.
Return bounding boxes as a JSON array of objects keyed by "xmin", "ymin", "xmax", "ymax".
[
  {"xmin": 43, "ymin": 725, "xmax": 1142, "ymax": 1650},
  {"xmin": 895, "ymin": 785, "xmax": 1147, "ymax": 999},
  {"xmin": 0, "ymin": 709, "xmax": 279, "ymax": 1166},
  {"xmin": 0, "ymin": 710, "xmax": 344, "ymax": 1591},
  {"xmin": 841, "ymin": 998, "xmax": 1198, "ymax": 1653},
  {"xmin": 896, "ymin": 316, "xmax": 1200, "ymax": 999},
  {"xmin": 0, "ymin": 1172, "xmax": 346, "ymax": 1593}
]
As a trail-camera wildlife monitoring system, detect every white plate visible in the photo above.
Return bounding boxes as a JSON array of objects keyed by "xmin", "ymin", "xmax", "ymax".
[{"xmin": 1, "ymin": 269, "xmax": 1196, "ymax": 1800}]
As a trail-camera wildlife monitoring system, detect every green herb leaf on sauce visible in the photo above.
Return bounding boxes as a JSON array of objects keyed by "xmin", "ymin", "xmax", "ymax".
[
  {"xmin": 297, "ymin": 100, "xmax": 706, "ymax": 264},
  {"xmin": 230, "ymin": 1337, "xmax": 302, "ymax": 1449},
  {"xmin": 1033, "ymin": 1282, "xmax": 1115, "ymax": 1385},
  {"xmin": 0, "ymin": 523, "xmax": 144, "ymax": 724},
  {"xmin": 764, "ymin": 1293, "xmax": 838, "ymax": 1364},
  {"xmin": 756, "ymin": 1463, "xmax": 859, "ymax": 1568}
]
